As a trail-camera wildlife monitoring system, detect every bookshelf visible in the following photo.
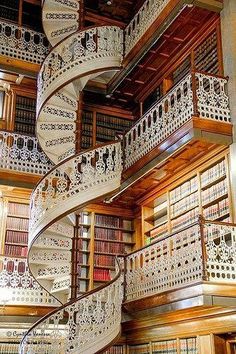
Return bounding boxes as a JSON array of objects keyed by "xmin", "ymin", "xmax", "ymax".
[
  {"xmin": 81, "ymin": 109, "xmax": 133, "ymax": 150},
  {"xmin": 144, "ymin": 153, "xmax": 232, "ymax": 244},
  {"xmin": 77, "ymin": 210, "xmax": 134, "ymax": 292},
  {"xmin": 4, "ymin": 201, "xmax": 29, "ymax": 257},
  {"xmin": 14, "ymin": 94, "xmax": 36, "ymax": 136}
]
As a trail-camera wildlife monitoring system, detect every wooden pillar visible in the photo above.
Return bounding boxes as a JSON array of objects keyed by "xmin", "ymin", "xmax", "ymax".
[
  {"xmin": 70, "ymin": 215, "xmax": 80, "ymax": 300},
  {"xmin": 198, "ymin": 335, "xmax": 215, "ymax": 354},
  {"xmin": 221, "ymin": 0, "xmax": 236, "ymax": 222}
]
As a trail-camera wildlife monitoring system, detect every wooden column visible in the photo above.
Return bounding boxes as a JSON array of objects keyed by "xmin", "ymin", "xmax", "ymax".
[{"xmin": 221, "ymin": 0, "xmax": 236, "ymax": 222}]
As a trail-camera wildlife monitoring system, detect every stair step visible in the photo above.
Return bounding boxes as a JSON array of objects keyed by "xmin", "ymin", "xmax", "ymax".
[
  {"xmin": 43, "ymin": 11, "xmax": 79, "ymax": 22},
  {"xmin": 48, "ymin": 89, "xmax": 78, "ymax": 111},
  {"xmin": 48, "ymin": 221, "xmax": 74, "ymax": 238},
  {"xmin": 33, "ymin": 233, "xmax": 72, "ymax": 251},
  {"xmin": 43, "ymin": 0, "xmax": 79, "ymax": 13},
  {"xmin": 40, "ymin": 104, "xmax": 77, "ymax": 122},
  {"xmin": 36, "ymin": 264, "xmax": 71, "ymax": 280},
  {"xmin": 51, "ymin": 275, "xmax": 71, "ymax": 293},
  {"xmin": 44, "ymin": 22, "xmax": 78, "ymax": 46}
]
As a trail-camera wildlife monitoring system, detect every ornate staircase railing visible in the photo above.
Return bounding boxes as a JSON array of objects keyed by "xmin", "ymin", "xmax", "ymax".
[
  {"xmin": 20, "ymin": 259, "xmax": 123, "ymax": 354},
  {"xmin": 0, "ymin": 20, "xmax": 50, "ymax": 65},
  {"xmin": 124, "ymin": 0, "xmax": 171, "ymax": 56},
  {"xmin": 0, "ymin": 130, "xmax": 53, "ymax": 175},
  {"xmin": 124, "ymin": 217, "xmax": 236, "ymax": 302},
  {"xmin": 123, "ymin": 72, "xmax": 230, "ymax": 170}
]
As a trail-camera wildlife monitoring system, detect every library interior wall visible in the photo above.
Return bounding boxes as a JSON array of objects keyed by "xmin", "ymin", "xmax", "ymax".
[{"xmin": 221, "ymin": 0, "xmax": 236, "ymax": 221}]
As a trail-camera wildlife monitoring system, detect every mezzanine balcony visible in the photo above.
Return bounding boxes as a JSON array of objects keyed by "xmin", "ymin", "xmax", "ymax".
[
  {"xmin": 122, "ymin": 71, "xmax": 232, "ymax": 185},
  {"xmin": 0, "ymin": 130, "xmax": 53, "ymax": 185},
  {"xmin": 123, "ymin": 218, "xmax": 236, "ymax": 316},
  {"xmin": 0, "ymin": 19, "xmax": 50, "ymax": 69},
  {"xmin": 0, "ymin": 256, "xmax": 58, "ymax": 310}
]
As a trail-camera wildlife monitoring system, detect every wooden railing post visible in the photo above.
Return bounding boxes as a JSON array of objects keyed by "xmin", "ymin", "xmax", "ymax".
[
  {"xmin": 199, "ymin": 215, "xmax": 209, "ymax": 281},
  {"xmin": 123, "ymin": 255, "xmax": 127, "ymax": 302},
  {"xmin": 70, "ymin": 215, "xmax": 80, "ymax": 301},
  {"xmin": 191, "ymin": 71, "xmax": 199, "ymax": 117}
]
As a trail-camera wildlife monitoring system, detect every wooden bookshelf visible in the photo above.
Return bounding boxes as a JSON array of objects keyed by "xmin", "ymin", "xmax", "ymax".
[
  {"xmin": 76, "ymin": 210, "xmax": 134, "ymax": 292},
  {"xmin": 14, "ymin": 94, "xmax": 36, "ymax": 136},
  {"xmin": 4, "ymin": 200, "xmax": 29, "ymax": 257},
  {"xmin": 143, "ymin": 152, "xmax": 232, "ymax": 244},
  {"xmin": 81, "ymin": 109, "xmax": 133, "ymax": 150}
]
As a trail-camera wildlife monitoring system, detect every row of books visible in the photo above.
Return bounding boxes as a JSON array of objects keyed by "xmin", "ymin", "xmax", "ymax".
[
  {"xmin": 15, "ymin": 108, "xmax": 36, "ymax": 124},
  {"xmin": 103, "ymin": 346, "xmax": 124, "ymax": 354},
  {"xmin": 6, "ymin": 217, "xmax": 29, "ymax": 231},
  {"xmin": 0, "ymin": 343, "xmax": 19, "ymax": 354},
  {"xmin": 81, "ymin": 136, "xmax": 92, "ymax": 149},
  {"xmin": 170, "ymin": 176, "xmax": 198, "ymax": 205},
  {"xmin": 5, "ymin": 230, "xmax": 28, "ymax": 245},
  {"xmin": 94, "ymin": 254, "xmax": 115, "ymax": 267},
  {"xmin": 170, "ymin": 191, "xmax": 198, "ymax": 219},
  {"xmin": 8, "ymin": 202, "xmax": 29, "ymax": 217},
  {"xmin": 201, "ymin": 160, "xmax": 226, "ymax": 188},
  {"xmin": 152, "ymin": 340, "xmax": 177, "ymax": 353},
  {"xmin": 82, "ymin": 111, "xmax": 93, "ymax": 124},
  {"xmin": 5, "ymin": 245, "xmax": 28, "ymax": 257},
  {"xmin": 202, "ymin": 179, "xmax": 228, "ymax": 205},
  {"xmin": 94, "ymin": 240, "xmax": 125, "ymax": 254},
  {"xmin": 82, "ymin": 123, "xmax": 93, "ymax": 135},
  {"xmin": 97, "ymin": 113, "xmax": 132, "ymax": 130},
  {"xmin": 16, "ymin": 95, "xmax": 36, "ymax": 111},
  {"xmin": 129, "ymin": 344, "xmax": 150, "ymax": 354},
  {"xmin": 204, "ymin": 198, "xmax": 229, "ymax": 220},
  {"xmin": 195, "ymin": 31, "xmax": 218, "ymax": 73},
  {"xmin": 79, "ymin": 212, "xmax": 90, "ymax": 225},
  {"xmin": 15, "ymin": 122, "xmax": 35, "ymax": 135},
  {"xmin": 95, "ymin": 214, "xmax": 122, "ymax": 228},
  {"xmin": 150, "ymin": 222, "xmax": 168, "ymax": 240},
  {"xmin": 78, "ymin": 253, "xmax": 89, "ymax": 265},
  {"xmin": 78, "ymin": 227, "xmax": 90, "ymax": 238},
  {"xmin": 93, "ymin": 268, "xmax": 111, "ymax": 281},
  {"xmin": 171, "ymin": 207, "xmax": 199, "ymax": 232},
  {"xmin": 95, "ymin": 228, "xmax": 123, "ymax": 241},
  {"xmin": 180, "ymin": 338, "xmax": 197, "ymax": 353}
]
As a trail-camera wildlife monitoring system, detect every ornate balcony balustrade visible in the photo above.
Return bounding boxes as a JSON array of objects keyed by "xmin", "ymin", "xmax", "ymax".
[
  {"xmin": 124, "ymin": 0, "xmax": 170, "ymax": 56},
  {"xmin": 0, "ymin": 256, "xmax": 58, "ymax": 307},
  {"xmin": 0, "ymin": 130, "xmax": 53, "ymax": 175},
  {"xmin": 124, "ymin": 218, "xmax": 236, "ymax": 302},
  {"xmin": 0, "ymin": 20, "xmax": 50, "ymax": 65},
  {"xmin": 20, "ymin": 260, "xmax": 123, "ymax": 354},
  {"xmin": 123, "ymin": 72, "xmax": 231, "ymax": 170}
]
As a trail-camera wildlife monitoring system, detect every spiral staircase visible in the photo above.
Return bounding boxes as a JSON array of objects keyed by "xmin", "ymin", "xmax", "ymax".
[{"xmin": 20, "ymin": 0, "xmax": 125, "ymax": 352}]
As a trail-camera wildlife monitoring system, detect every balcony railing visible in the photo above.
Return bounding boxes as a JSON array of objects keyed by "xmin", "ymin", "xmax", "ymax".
[
  {"xmin": 0, "ymin": 20, "xmax": 50, "ymax": 65},
  {"xmin": 0, "ymin": 256, "xmax": 59, "ymax": 306},
  {"xmin": 123, "ymin": 72, "xmax": 231, "ymax": 170},
  {"xmin": 124, "ymin": 0, "xmax": 171, "ymax": 56},
  {"xmin": 124, "ymin": 218, "xmax": 236, "ymax": 302},
  {"xmin": 0, "ymin": 130, "xmax": 53, "ymax": 175}
]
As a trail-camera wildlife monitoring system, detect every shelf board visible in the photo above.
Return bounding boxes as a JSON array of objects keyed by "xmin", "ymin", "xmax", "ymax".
[
  {"xmin": 171, "ymin": 204, "xmax": 198, "ymax": 220},
  {"xmin": 7, "ymin": 214, "xmax": 29, "ymax": 219},
  {"xmin": 6, "ymin": 228, "xmax": 28, "ymax": 233},
  {"xmin": 145, "ymin": 207, "xmax": 167, "ymax": 222},
  {"xmin": 94, "ymin": 251, "xmax": 124, "ymax": 257},
  {"xmin": 5, "ymin": 242, "xmax": 28, "ymax": 247},
  {"xmin": 94, "ymin": 265, "xmax": 115, "ymax": 270},
  {"xmin": 79, "ymin": 223, "xmax": 91, "ymax": 228},
  {"xmin": 95, "ymin": 238, "xmax": 135, "ymax": 245},
  {"xmin": 78, "ymin": 236, "xmax": 91, "ymax": 240},
  {"xmin": 78, "ymin": 277, "xmax": 89, "ymax": 281},
  {"xmin": 145, "ymin": 220, "xmax": 168, "ymax": 235},
  {"xmin": 201, "ymin": 174, "xmax": 226, "ymax": 190},
  {"xmin": 170, "ymin": 188, "xmax": 198, "ymax": 206},
  {"xmin": 16, "ymin": 106, "xmax": 36, "ymax": 113},
  {"xmin": 78, "ymin": 263, "xmax": 90, "ymax": 267},
  {"xmin": 95, "ymin": 224, "xmax": 134, "ymax": 232},
  {"xmin": 202, "ymin": 193, "xmax": 228, "ymax": 209}
]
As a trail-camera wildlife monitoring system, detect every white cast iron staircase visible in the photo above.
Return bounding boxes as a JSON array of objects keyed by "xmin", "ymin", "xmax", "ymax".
[{"xmin": 20, "ymin": 0, "xmax": 124, "ymax": 352}]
